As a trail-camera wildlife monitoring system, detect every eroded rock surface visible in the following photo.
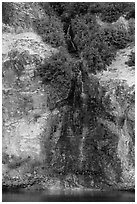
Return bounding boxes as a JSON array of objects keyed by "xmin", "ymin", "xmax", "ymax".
[
  {"xmin": 2, "ymin": 30, "xmax": 59, "ymax": 186},
  {"xmin": 95, "ymin": 46, "xmax": 135, "ymax": 188},
  {"xmin": 2, "ymin": 2, "xmax": 135, "ymax": 191}
]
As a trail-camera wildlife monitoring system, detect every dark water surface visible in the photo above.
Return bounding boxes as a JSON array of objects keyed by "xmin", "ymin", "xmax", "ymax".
[{"xmin": 2, "ymin": 189, "xmax": 135, "ymax": 202}]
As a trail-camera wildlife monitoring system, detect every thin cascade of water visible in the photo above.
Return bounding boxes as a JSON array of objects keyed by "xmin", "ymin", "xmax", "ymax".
[
  {"xmin": 78, "ymin": 68, "xmax": 90, "ymax": 170},
  {"xmin": 79, "ymin": 127, "xmax": 88, "ymax": 170}
]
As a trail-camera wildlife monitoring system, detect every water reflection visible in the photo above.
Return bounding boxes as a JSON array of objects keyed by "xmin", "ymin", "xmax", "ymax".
[{"xmin": 3, "ymin": 189, "xmax": 135, "ymax": 202}]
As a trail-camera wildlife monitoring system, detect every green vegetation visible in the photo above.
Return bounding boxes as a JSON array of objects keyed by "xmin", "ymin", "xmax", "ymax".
[
  {"xmin": 125, "ymin": 51, "xmax": 135, "ymax": 67},
  {"xmin": 2, "ymin": 1, "xmax": 135, "ymax": 111},
  {"xmin": 37, "ymin": 2, "xmax": 135, "ymax": 74},
  {"xmin": 71, "ymin": 14, "xmax": 116, "ymax": 73},
  {"xmin": 30, "ymin": 2, "xmax": 135, "ymax": 98},
  {"xmin": 102, "ymin": 26, "xmax": 132, "ymax": 49},
  {"xmin": 99, "ymin": 2, "xmax": 135, "ymax": 23},
  {"xmin": 33, "ymin": 15, "xmax": 65, "ymax": 47},
  {"xmin": 2, "ymin": 2, "xmax": 66, "ymax": 47},
  {"xmin": 49, "ymin": 2, "xmax": 135, "ymax": 21},
  {"xmin": 3, "ymin": 2, "xmax": 135, "ymax": 69},
  {"xmin": 37, "ymin": 48, "xmax": 73, "ymax": 86}
]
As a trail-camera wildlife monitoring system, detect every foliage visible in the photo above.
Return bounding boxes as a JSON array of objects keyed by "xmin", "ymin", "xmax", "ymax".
[
  {"xmin": 38, "ymin": 2, "xmax": 55, "ymax": 16},
  {"xmin": 102, "ymin": 26, "xmax": 131, "ymax": 49},
  {"xmin": 70, "ymin": 10, "xmax": 135, "ymax": 73},
  {"xmin": 2, "ymin": 2, "xmax": 14, "ymax": 25},
  {"xmin": 49, "ymin": 2, "xmax": 69, "ymax": 17},
  {"xmin": 33, "ymin": 15, "xmax": 66, "ymax": 47},
  {"xmin": 36, "ymin": 48, "xmax": 76, "ymax": 106},
  {"xmin": 2, "ymin": 2, "xmax": 135, "ymax": 189},
  {"xmin": 49, "ymin": 2, "xmax": 89, "ymax": 19},
  {"xmin": 125, "ymin": 51, "xmax": 135, "ymax": 67},
  {"xmin": 2, "ymin": 2, "xmax": 135, "ymax": 80},
  {"xmin": 88, "ymin": 3, "xmax": 105, "ymax": 14},
  {"xmin": 2, "ymin": 2, "xmax": 34, "ymax": 31},
  {"xmin": 2, "ymin": 2, "xmax": 66, "ymax": 48},
  {"xmin": 37, "ymin": 49, "xmax": 73, "ymax": 84},
  {"xmin": 67, "ymin": 2, "xmax": 90, "ymax": 17},
  {"xmin": 125, "ymin": 8, "xmax": 135, "ymax": 20},
  {"xmin": 100, "ymin": 2, "xmax": 135, "ymax": 23},
  {"xmin": 71, "ymin": 14, "xmax": 116, "ymax": 73},
  {"xmin": 128, "ymin": 19, "xmax": 135, "ymax": 42},
  {"xmin": 49, "ymin": 2, "xmax": 135, "ymax": 22}
]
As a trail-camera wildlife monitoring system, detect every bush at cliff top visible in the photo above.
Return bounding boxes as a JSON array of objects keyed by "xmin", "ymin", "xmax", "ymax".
[
  {"xmin": 71, "ymin": 14, "xmax": 116, "ymax": 73},
  {"xmin": 100, "ymin": 2, "xmax": 135, "ymax": 23},
  {"xmin": 102, "ymin": 26, "xmax": 132, "ymax": 49},
  {"xmin": 49, "ymin": 2, "xmax": 134, "ymax": 21},
  {"xmin": 125, "ymin": 51, "xmax": 135, "ymax": 67},
  {"xmin": 71, "ymin": 12, "xmax": 134, "ymax": 73}
]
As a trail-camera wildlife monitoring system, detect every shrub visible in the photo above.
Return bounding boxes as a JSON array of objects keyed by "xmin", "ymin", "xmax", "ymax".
[
  {"xmin": 36, "ymin": 48, "xmax": 75, "ymax": 106},
  {"xmin": 100, "ymin": 2, "xmax": 135, "ymax": 23},
  {"xmin": 37, "ymin": 49, "xmax": 73, "ymax": 84},
  {"xmin": 49, "ymin": 2, "xmax": 135, "ymax": 21},
  {"xmin": 2, "ymin": 2, "xmax": 14, "ymax": 25},
  {"xmin": 128, "ymin": 19, "xmax": 135, "ymax": 42},
  {"xmin": 2, "ymin": 3, "xmax": 34, "ymax": 32},
  {"xmin": 69, "ymin": 2, "xmax": 90, "ymax": 17},
  {"xmin": 125, "ymin": 51, "xmax": 135, "ymax": 67},
  {"xmin": 2, "ymin": 2, "xmax": 66, "ymax": 47},
  {"xmin": 102, "ymin": 26, "xmax": 131, "ymax": 49},
  {"xmin": 71, "ymin": 14, "xmax": 116, "ymax": 73},
  {"xmin": 32, "ymin": 14, "xmax": 66, "ymax": 48},
  {"xmin": 71, "ymin": 10, "xmax": 134, "ymax": 73},
  {"xmin": 88, "ymin": 3, "xmax": 105, "ymax": 14},
  {"xmin": 49, "ymin": 2, "xmax": 68, "ymax": 17},
  {"xmin": 49, "ymin": 2, "xmax": 90, "ymax": 19}
]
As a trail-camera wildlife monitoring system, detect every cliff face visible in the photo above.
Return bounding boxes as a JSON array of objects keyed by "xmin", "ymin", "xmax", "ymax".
[
  {"xmin": 96, "ymin": 45, "xmax": 135, "ymax": 187},
  {"xmin": 2, "ymin": 30, "xmax": 59, "ymax": 187},
  {"xmin": 2, "ymin": 2, "xmax": 135, "ymax": 190}
]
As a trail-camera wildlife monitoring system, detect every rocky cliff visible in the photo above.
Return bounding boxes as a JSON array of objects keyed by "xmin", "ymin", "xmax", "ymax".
[{"xmin": 2, "ymin": 2, "xmax": 135, "ymax": 191}]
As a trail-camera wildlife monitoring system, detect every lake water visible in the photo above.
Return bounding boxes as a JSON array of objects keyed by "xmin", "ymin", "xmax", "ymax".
[{"xmin": 2, "ymin": 189, "xmax": 135, "ymax": 202}]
